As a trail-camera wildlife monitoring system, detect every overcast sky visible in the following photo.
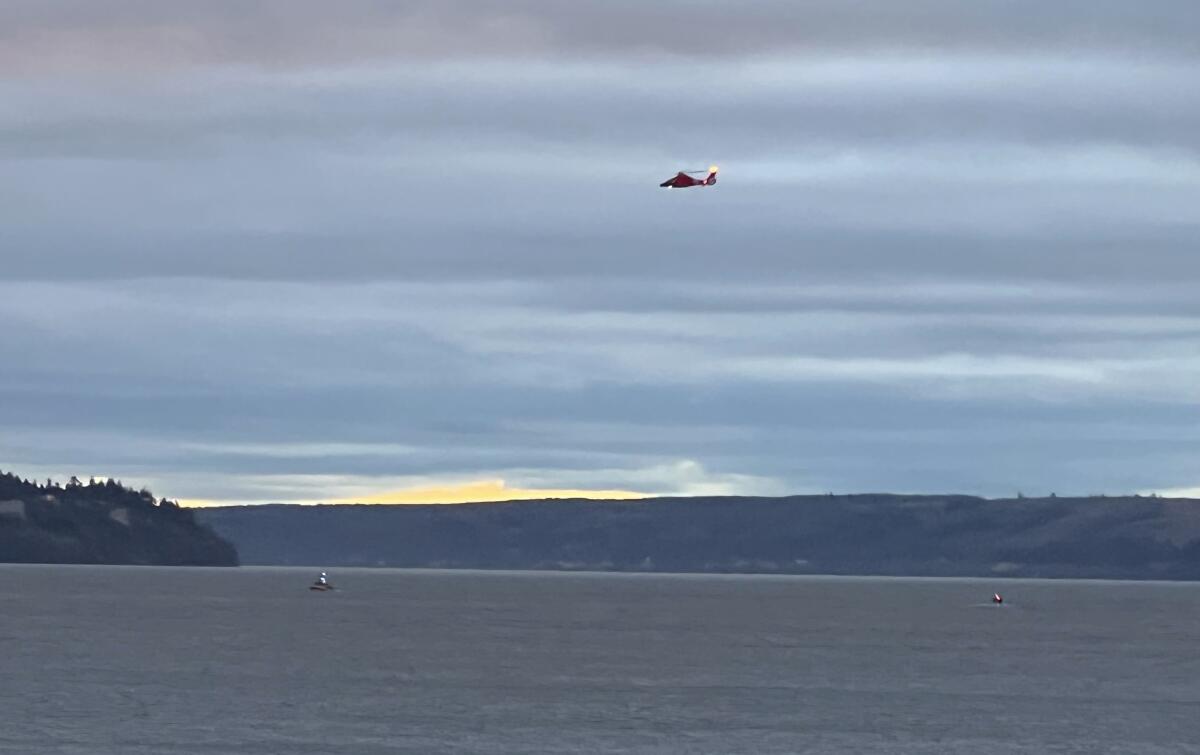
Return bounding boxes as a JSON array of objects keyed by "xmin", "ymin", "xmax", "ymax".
[{"xmin": 2, "ymin": 1, "xmax": 1199, "ymax": 503}]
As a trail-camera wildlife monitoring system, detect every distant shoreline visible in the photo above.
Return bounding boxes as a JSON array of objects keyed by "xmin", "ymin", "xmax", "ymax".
[{"xmin": 196, "ymin": 493, "xmax": 1200, "ymax": 582}]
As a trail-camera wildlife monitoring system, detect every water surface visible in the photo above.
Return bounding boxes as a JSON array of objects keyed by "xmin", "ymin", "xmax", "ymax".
[{"xmin": 1, "ymin": 566, "xmax": 1197, "ymax": 753}]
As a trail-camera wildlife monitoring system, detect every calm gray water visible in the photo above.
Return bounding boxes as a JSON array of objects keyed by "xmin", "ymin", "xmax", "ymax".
[{"xmin": 1, "ymin": 566, "xmax": 1198, "ymax": 754}]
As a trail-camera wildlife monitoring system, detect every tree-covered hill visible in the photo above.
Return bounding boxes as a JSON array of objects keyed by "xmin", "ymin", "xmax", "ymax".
[{"xmin": 0, "ymin": 471, "xmax": 237, "ymax": 566}]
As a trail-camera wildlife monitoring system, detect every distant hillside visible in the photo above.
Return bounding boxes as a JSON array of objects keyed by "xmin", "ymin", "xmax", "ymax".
[
  {"xmin": 198, "ymin": 494, "xmax": 1200, "ymax": 579},
  {"xmin": 0, "ymin": 471, "xmax": 238, "ymax": 566}
]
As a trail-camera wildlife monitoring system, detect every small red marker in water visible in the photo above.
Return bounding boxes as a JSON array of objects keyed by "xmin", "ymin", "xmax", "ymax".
[{"xmin": 993, "ymin": 593, "xmax": 1003, "ymax": 604}]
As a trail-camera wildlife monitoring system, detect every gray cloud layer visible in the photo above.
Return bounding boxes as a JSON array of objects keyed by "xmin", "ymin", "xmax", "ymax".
[
  {"xmin": 4, "ymin": 1, "xmax": 1198, "ymax": 72},
  {"xmin": 2, "ymin": 2, "xmax": 1198, "ymax": 501}
]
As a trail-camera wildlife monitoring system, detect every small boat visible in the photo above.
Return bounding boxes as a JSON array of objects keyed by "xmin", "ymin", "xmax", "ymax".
[
  {"xmin": 309, "ymin": 571, "xmax": 334, "ymax": 591},
  {"xmin": 992, "ymin": 593, "xmax": 1003, "ymax": 604}
]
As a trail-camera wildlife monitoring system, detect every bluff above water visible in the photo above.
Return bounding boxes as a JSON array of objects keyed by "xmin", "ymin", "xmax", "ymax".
[
  {"xmin": 199, "ymin": 493, "xmax": 1200, "ymax": 580},
  {"xmin": 0, "ymin": 472, "xmax": 238, "ymax": 566}
]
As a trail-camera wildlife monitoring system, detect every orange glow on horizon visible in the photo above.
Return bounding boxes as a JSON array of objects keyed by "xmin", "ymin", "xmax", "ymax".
[
  {"xmin": 338, "ymin": 479, "xmax": 648, "ymax": 504},
  {"xmin": 178, "ymin": 479, "xmax": 649, "ymax": 507}
]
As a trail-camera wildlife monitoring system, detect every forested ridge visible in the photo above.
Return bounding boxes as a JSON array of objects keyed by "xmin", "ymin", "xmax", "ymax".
[
  {"xmin": 0, "ymin": 471, "xmax": 237, "ymax": 566},
  {"xmin": 200, "ymin": 493, "xmax": 1200, "ymax": 579}
]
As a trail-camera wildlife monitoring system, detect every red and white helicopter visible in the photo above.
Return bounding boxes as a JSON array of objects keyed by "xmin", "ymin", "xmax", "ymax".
[{"xmin": 659, "ymin": 165, "xmax": 718, "ymax": 189}]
